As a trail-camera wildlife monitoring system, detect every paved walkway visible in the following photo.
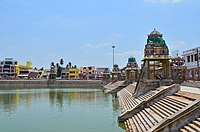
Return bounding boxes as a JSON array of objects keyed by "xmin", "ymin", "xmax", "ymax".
[{"xmin": 181, "ymin": 86, "xmax": 200, "ymax": 94}]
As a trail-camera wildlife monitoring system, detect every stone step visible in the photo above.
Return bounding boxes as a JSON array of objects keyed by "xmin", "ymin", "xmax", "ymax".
[
  {"xmin": 128, "ymin": 118, "xmax": 135, "ymax": 132},
  {"xmin": 175, "ymin": 91, "xmax": 200, "ymax": 100},
  {"xmin": 142, "ymin": 109, "xmax": 158, "ymax": 125},
  {"xmin": 179, "ymin": 116, "xmax": 200, "ymax": 132},
  {"xmin": 159, "ymin": 99, "xmax": 181, "ymax": 112},
  {"xmin": 156, "ymin": 100, "xmax": 177, "ymax": 114},
  {"xmin": 137, "ymin": 111, "xmax": 152, "ymax": 130},
  {"xmin": 150, "ymin": 103, "xmax": 170, "ymax": 118},
  {"xmin": 180, "ymin": 128, "xmax": 188, "ymax": 132},
  {"xmin": 188, "ymin": 123, "xmax": 200, "ymax": 131},
  {"xmin": 193, "ymin": 121, "xmax": 200, "ymax": 127},
  {"xmin": 132, "ymin": 116, "xmax": 143, "ymax": 132},
  {"xmin": 134, "ymin": 114, "xmax": 147, "ymax": 132},
  {"xmin": 167, "ymin": 96, "xmax": 192, "ymax": 105},
  {"xmin": 183, "ymin": 126, "xmax": 196, "ymax": 132},
  {"xmin": 165, "ymin": 96, "xmax": 188, "ymax": 107},
  {"xmin": 161, "ymin": 98, "xmax": 184, "ymax": 110},
  {"xmin": 137, "ymin": 93, "xmax": 154, "ymax": 101}
]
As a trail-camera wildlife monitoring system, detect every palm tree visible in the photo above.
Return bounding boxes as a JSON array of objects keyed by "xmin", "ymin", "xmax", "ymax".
[
  {"xmin": 68, "ymin": 62, "xmax": 72, "ymax": 68},
  {"xmin": 66, "ymin": 64, "xmax": 69, "ymax": 69},
  {"xmin": 51, "ymin": 62, "xmax": 55, "ymax": 68},
  {"xmin": 56, "ymin": 63, "xmax": 59, "ymax": 68},
  {"xmin": 60, "ymin": 59, "xmax": 64, "ymax": 66}
]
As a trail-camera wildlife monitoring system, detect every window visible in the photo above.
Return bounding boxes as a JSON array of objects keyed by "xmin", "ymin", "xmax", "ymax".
[
  {"xmin": 191, "ymin": 55, "xmax": 194, "ymax": 62},
  {"xmin": 5, "ymin": 61, "xmax": 13, "ymax": 65},
  {"xmin": 195, "ymin": 54, "xmax": 198, "ymax": 61},
  {"xmin": 187, "ymin": 56, "xmax": 190, "ymax": 62}
]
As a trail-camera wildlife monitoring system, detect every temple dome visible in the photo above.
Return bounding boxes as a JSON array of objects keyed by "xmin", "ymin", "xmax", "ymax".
[
  {"xmin": 126, "ymin": 56, "xmax": 138, "ymax": 69},
  {"xmin": 172, "ymin": 54, "xmax": 185, "ymax": 66},
  {"xmin": 150, "ymin": 28, "xmax": 162, "ymax": 35},
  {"xmin": 128, "ymin": 56, "xmax": 136, "ymax": 63}
]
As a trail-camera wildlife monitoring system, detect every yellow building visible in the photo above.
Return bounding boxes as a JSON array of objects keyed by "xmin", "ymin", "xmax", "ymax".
[
  {"xmin": 18, "ymin": 61, "xmax": 38, "ymax": 79},
  {"xmin": 69, "ymin": 68, "xmax": 79, "ymax": 80}
]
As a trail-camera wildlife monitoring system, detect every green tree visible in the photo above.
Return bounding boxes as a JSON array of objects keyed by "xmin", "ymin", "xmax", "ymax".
[
  {"xmin": 66, "ymin": 64, "xmax": 69, "ymax": 69},
  {"xmin": 57, "ymin": 66, "xmax": 62, "ymax": 77},
  {"xmin": 39, "ymin": 67, "xmax": 44, "ymax": 71},
  {"xmin": 74, "ymin": 65, "xmax": 77, "ymax": 69}
]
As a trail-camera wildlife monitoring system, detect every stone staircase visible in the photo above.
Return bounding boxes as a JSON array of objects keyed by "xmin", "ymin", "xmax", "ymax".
[
  {"xmin": 124, "ymin": 97, "xmax": 199, "ymax": 132},
  {"xmin": 117, "ymin": 84, "xmax": 200, "ymax": 132},
  {"xmin": 118, "ymin": 84, "xmax": 180, "ymax": 120}
]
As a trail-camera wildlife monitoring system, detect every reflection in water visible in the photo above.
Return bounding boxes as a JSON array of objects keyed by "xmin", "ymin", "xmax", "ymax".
[{"xmin": 0, "ymin": 88, "xmax": 125, "ymax": 132}]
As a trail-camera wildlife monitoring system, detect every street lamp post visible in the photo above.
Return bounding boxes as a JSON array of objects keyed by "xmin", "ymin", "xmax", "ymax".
[{"xmin": 112, "ymin": 46, "xmax": 115, "ymax": 68}]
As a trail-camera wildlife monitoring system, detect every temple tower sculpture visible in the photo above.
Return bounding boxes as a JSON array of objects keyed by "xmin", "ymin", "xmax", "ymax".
[
  {"xmin": 171, "ymin": 54, "xmax": 186, "ymax": 83},
  {"xmin": 133, "ymin": 29, "xmax": 172, "ymax": 97},
  {"xmin": 112, "ymin": 64, "xmax": 121, "ymax": 81},
  {"xmin": 125, "ymin": 56, "xmax": 139, "ymax": 83}
]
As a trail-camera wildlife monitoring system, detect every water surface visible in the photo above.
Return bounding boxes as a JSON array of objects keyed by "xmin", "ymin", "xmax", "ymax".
[{"xmin": 0, "ymin": 88, "xmax": 125, "ymax": 132}]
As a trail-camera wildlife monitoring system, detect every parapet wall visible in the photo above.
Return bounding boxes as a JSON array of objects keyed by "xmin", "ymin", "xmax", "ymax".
[{"xmin": 0, "ymin": 80, "xmax": 102, "ymax": 89}]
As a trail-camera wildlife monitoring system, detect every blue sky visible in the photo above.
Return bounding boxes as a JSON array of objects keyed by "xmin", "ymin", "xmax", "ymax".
[{"xmin": 0, "ymin": 0, "xmax": 199, "ymax": 69}]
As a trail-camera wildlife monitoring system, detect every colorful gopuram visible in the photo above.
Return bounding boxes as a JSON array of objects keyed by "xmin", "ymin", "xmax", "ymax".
[
  {"xmin": 133, "ymin": 28, "xmax": 172, "ymax": 97},
  {"xmin": 144, "ymin": 28, "xmax": 169, "ymax": 59},
  {"xmin": 125, "ymin": 56, "xmax": 139, "ymax": 83}
]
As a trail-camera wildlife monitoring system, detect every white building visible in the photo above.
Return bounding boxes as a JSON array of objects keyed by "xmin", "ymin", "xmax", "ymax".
[
  {"xmin": 0, "ymin": 58, "xmax": 18, "ymax": 79},
  {"xmin": 183, "ymin": 47, "xmax": 200, "ymax": 80}
]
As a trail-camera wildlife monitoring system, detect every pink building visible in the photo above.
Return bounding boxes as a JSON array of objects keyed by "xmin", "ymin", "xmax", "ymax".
[{"xmin": 79, "ymin": 66, "xmax": 95, "ymax": 80}]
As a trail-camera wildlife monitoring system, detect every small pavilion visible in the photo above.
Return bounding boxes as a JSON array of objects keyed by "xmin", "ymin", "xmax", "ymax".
[{"xmin": 125, "ymin": 56, "xmax": 139, "ymax": 83}]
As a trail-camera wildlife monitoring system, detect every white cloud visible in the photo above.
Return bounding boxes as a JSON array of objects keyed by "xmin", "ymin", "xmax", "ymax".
[
  {"xmin": 169, "ymin": 40, "xmax": 186, "ymax": 50},
  {"xmin": 83, "ymin": 42, "xmax": 111, "ymax": 49},
  {"xmin": 145, "ymin": 0, "xmax": 184, "ymax": 4}
]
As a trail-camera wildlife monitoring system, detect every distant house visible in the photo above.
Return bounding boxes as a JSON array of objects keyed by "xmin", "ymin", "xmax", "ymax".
[
  {"xmin": 95, "ymin": 67, "xmax": 109, "ymax": 80},
  {"xmin": 69, "ymin": 68, "xmax": 79, "ymax": 80},
  {"xmin": 0, "ymin": 58, "xmax": 19, "ymax": 79},
  {"xmin": 183, "ymin": 46, "xmax": 200, "ymax": 81},
  {"xmin": 40, "ymin": 69, "xmax": 50, "ymax": 79},
  {"xmin": 61, "ymin": 68, "xmax": 69, "ymax": 79},
  {"xmin": 79, "ymin": 66, "xmax": 95, "ymax": 80},
  {"xmin": 18, "ymin": 61, "xmax": 38, "ymax": 79}
]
